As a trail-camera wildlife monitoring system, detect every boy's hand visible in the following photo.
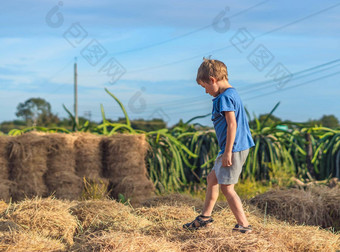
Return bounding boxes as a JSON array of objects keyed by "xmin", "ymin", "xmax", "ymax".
[{"xmin": 222, "ymin": 151, "xmax": 233, "ymax": 167}]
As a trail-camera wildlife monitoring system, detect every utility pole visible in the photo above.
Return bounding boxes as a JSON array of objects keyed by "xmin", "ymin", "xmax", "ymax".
[{"xmin": 74, "ymin": 57, "xmax": 79, "ymax": 128}]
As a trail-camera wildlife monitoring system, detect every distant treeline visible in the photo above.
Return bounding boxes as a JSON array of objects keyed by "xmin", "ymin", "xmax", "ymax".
[{"xmin": 0, "ymin": 97, "xmax": 339, "ymax": 133}]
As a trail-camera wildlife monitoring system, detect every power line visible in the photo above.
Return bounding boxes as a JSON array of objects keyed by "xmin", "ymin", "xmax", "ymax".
[
  {"xmin": 258, "ymin": 3, "xmax": 340, "ymax": 39},
  {"xmin": 76, "ymin": 69, "xmax": 340, "ymax": 122},
  {"xmin": 0, "ymin": 59, "xmax": 74, "ymax": 101},
  {"xmin": 125, "ymin": 2, "xmax": 340, "ymax": 74},
  {"xmin": 111, "ymin": 0, "xmax": 271, "ymax": 56},
  {"xmin": 66, "ymin": 68, "xmax": 340, "ymax": 122},
  {"xmin": 239, "ymin": 60, "xmax": 340, "ymax": 95},
  {"xmin": 84, "ymin": 111, "xmax": 92, "ymax": 121},
  {"xmin": 244, "ymin": 70, "xmax": 340, "ymax": 101},
  {"xmin": 32, "ymin": 59, "xmax": 75, "ymax": 100},
  {"xmin": 145, "ymin": 69, "xmax": 340, "ymax": 117},
  {"xmin": 44, "ymin": 59, "xmax": 74, "ymax": 83},
  {"xmin": 129, "ymin": 66, "xmax": 340, "ymax": 116},
  {"xmin": 129, "ymin": 59, "xmax": 340, "ymax": 110},
  {"xmin": 59, "ymin": 58, "xmax": 340, "ymax": 120}
]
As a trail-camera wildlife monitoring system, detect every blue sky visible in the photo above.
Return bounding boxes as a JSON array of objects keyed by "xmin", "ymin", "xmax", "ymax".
[{"xmin": 0, "ymin": 0, "xmax": 339, "ymax": 127}]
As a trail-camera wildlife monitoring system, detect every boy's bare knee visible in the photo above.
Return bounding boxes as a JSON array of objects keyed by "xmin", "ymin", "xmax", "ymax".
[
  {"xmin": 207, "ymin": 171, "xmax": 218, "ymax": 186},
  {"xmin": 221, "ymin": 184, "xmax": 236, "ymax": 198}
]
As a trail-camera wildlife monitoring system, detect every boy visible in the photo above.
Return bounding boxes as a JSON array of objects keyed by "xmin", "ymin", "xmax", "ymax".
[{"xmin": 183, "ymin": 58, "xmax": 255, "ymax": 233}]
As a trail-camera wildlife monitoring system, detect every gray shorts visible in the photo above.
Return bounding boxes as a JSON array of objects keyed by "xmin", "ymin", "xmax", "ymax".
[{"xmin": 212, "ymin": 149, "xmax": 249, "ymax": 185}]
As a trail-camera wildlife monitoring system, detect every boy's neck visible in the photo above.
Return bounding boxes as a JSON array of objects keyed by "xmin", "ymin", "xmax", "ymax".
[{"xmin": 217, "ymin": 79, "xmax": 232, "ymax": 95}]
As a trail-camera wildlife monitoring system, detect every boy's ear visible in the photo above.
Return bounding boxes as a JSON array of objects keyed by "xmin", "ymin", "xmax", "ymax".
[{"xmin": 209, "ymin": 76, "xmax": 217, "ymax": 84}]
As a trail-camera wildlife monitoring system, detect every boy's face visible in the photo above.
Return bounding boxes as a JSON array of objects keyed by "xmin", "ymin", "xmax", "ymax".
[{"xmin": 198, "ymin": 77, "xmax": 219, "ymax": 97}]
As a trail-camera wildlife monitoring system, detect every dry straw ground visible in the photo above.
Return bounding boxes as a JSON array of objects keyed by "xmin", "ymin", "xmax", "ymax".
[{"xmin": 0, "ymin": 194, "xmax": 338, "ymax": 252}]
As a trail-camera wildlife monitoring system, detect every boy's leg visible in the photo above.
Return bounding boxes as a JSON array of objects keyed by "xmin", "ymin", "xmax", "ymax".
[
  {"xmin": 201, "ymin": 170, "xmax": 219, "ymax": 217},
  {"xmin": 187, "ymin": 170, "xmax": 219, "ymax": 228},
  {"xmin": 220, "ymin": 184, "xmax": 249, "ymax": 227}
]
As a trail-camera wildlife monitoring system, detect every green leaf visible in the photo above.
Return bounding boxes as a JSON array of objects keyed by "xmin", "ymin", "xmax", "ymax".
[
  {"xmin": 63, "ymin": 104, "xmax": 77, "ymax": 131},
  {"xmin": 261, "ymin": 102, "xmax": 280, "ymax": 128},
  {"xmin": 185, "ymin": 113, "xmax": 210, "ymax": 125},
  {"xmin": 105, "ymin": 88, "xmax": 131, "ymax": 127}
]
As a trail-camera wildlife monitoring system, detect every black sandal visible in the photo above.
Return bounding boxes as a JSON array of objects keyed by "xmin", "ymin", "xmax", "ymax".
[
  {"xmin": 183, "ymin": 215, "xmax": 214, "ymax": 230},
  {"xmin": 232, "ymin": 224, "xmax": 252, "ymax": 233}
]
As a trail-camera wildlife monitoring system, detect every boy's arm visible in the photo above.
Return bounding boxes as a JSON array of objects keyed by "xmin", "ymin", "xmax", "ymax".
[{"xmin": 222, "ymin": 111, "xmax": 237, "ymax": 167}]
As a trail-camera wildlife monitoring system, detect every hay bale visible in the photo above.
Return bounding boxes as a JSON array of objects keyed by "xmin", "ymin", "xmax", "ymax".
[
  {"xmin": 0, "ymin": 136, "xmax": 14, "ymax": 201},
  {"xmin": 74, "ymin": 133, "xmax": 104, "ymax": 182},
  {"xmin": 70, "ymin": 199, "xmax": 152, "ymax": 233},
  {"xmin": 101, "ymin": 134, "xmax": 155, "ymax": 203},
  {"xmin": 0, "ymin": 180, "xmax": 12, "ymax": 202},
  {"xmin": 7, "ymin": 133, "xmax": 48, "ymax": 201},
  {"xmin": 250, "ymin": 188, "xmax": 321, "ymax": 226},
  {"xmin": 45, "ymin": 171, "xmax": 83, "ymax": 200},
  {"xmin": 44, "ymin": 133, "xmax": 77, "ymax": 173},
  {"xmin": 102, "ymin": 134, "xmax": 150, "ymax": 178},
  {"xmin": 0, "ymin": 136, "xmax": 9, "ymax": 180},
  {"xmin": 4, "ymin": 132, "xmax": 155, "ymax": 203},
  {"xmin": 111, "ymin": 174, "xmax": 155, "ymax": 205},
  {"xmin": 44, "ymin": 133, "xmax": 83, "ymax": 200},
  {"xmin": 308, "ymin": 185, "xmax": 340, "ymax": 229},
  {"xmin": 249, "ymin": 187, "xmax": 340, "ymax": 230},
  {"xmin": 0, "ymin": 231, "xmax": 65, "ymax": 252},
  {"xmin": 4, "ymin": 197, "xmax": 77, "ymax": 246}
]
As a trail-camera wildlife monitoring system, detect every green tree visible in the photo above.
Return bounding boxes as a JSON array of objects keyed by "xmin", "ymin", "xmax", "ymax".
[
  {"xmin": 319, "ymin": 115, "xmax": 339, "ymax": 128},
  {"xmin": 130, "ymin": 118, "xmax": 167, "ymax": 131},
  {"xmin": 0, "ymin": 120, "xmax": 26, "ymax": 134},
  {"xmin": 16, "ymin": 98, "xmax": 59, "ymax": 126},
  {"xmin": 249, "ymin": 114, "xmax": 282, "ymax": 128},
  {"xmin": 307, "ymin": 119, "xmax": 320, "ymax": 126},
  {"xmin": 107, "ymin": 117, "xmax": 167, "ymax": 131}
]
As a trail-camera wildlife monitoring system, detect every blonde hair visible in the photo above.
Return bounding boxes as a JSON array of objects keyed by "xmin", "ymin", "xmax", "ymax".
[{"xmin": 196, "ymin": 58, "xmax": 228, "ymax": 84}]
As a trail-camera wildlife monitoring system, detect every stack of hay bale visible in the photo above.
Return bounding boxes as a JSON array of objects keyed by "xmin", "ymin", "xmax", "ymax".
[
  {"xmin": 44, "ymin": 133, "xmax": 83, "ymax": 200},
  {"xmin": 7, "ymin": 133, "xmax": 49, "ymax": 201},
  {"xmin": 74, "ymin": 133, "xmax": 107, "ymax": 185},
  {"xmin": 0, "ymin": 132, "xmax": 154, "ymax": 204},
  {"xmin": 102, "ymin": 134, "xmax": 155, "ymax": 204}
]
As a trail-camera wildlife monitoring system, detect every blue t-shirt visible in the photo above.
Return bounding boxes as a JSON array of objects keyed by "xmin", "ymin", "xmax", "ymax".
[{"xmin": 211, "ymin": 87, "xmax": 255, "ymax": 154}]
